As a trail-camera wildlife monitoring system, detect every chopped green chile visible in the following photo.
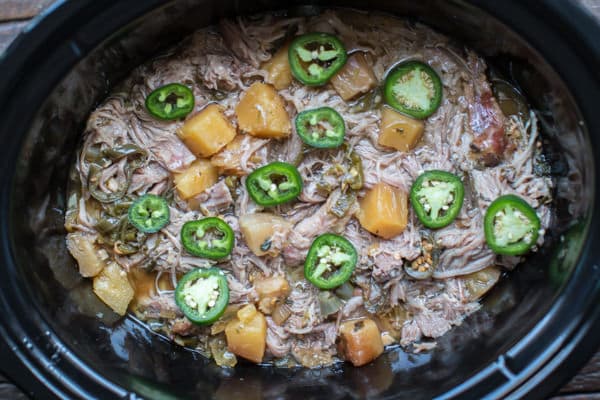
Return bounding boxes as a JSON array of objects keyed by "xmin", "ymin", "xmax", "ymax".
[
  {"xmin": 128, "ymin": 194, "xmax": 170, "ymax": 233},
  {"xmin": 317, "ymin": 150, "xmax": 363, "ymax": 195},
  {"xmin": 347, "ymin": 151, "xmax": 364, "ymax": 190},
  {"xmin": 84, "ymin": 143, "xmax": 104, "ymax": 164},
  {"xmin": 295, "ymin": 107, "xmax": 346, "ymax": 148},
  {"xmin": 181, "ymin": 218, "xmax": 234, "ymax": 259},
  {"xmin": 88, "ymin": 165, "xmax": 127, "ymax": 203},
  {"xmin": 97, "ymin": 217, "xmax": 143, "ymax": 253},
  {"xmin": 246, "ymin": 162, "xmax": 303, "ymax": 207},
  {"xmin": 103, "ymin": 144, "xmax": 147, "ymax": 161},
  {"xmin": 175, "ymin": 268, "xmax": 230, "ymax": 325},
  {"xmin": 484, "ymin": 194, "xmax": 540, "ymax": 256},
  {"xmin": 224, "ymin": 176, "xmax": 239, "ymax": 192},
  {"xmin": 105, "ymin": 199, "xmax": 135, "ymax": 217},
  {"xmin": 94, "ymin": 216, "xmax": 122, "ymax": 235},
  {"xmin": 145, "ymin": 83, "xmax": 195, "ymax": 120},
  {"xmin": 384, "ymin": 61, "xmax": 442, "ymax": 119},
  {"xmin": 114, "ymin": 241, "xmax": 141, "ymax": 256},
  {"xmin": 87, "ymin": 144, "xmax": 147, "ymax": 203},
  {"xmin": 329, "ymin": 191, "xmax": 357, "ymax": 218},
  {"xmin": 410, "ymin": 170, "xmax": 464, "ymax": 229},
  {"xmin": 288, "ymin": 33, "xmax": 347, "ymax": 86},
  {"xmin": 304, "ymin": 233, "xmax": 357, "ymax": 289},
  {"xmin": 93, "ymin": 198, "xmax": 148, "ymax": 255}
]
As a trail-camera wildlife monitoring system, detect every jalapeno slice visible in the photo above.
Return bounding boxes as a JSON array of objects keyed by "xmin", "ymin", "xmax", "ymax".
[
  {"xmin": 288, "ymin": 33, "xmax": 347, "ymax": 86},
  {"xmin": 410, "ymin": 171, "xmax": 464, "ymax": 229},
  {"xmin": 304, "ymin": 234, "xmax": 357, "ymax": 289},
  {"xmin": 181, "ymin": 218, "xmax": 235, "ymax": 259},
  {"xmin": 128, "ymin": 194, "xmax": 170, "ymax": 233},
  {"xmin": 246, "ymin": 162, "xmax": 303, "ymax": 207},
  {"xmin": 295, "ymin": 107, "xmax": 346, "ymax": 148},
  {"xmin": 484, "ymin": 194, "xmax": 540, "ymax": 256},
  {"xmin": 175, "ymin": 268, "xmax": 229, "ymax": 325},
  {"xmin": 384, "ymin": 61, "xmax": 442, "ymax": 119},
  {"xmin": 145, "ymin": 83, "xmax": 195, "ymax": 120}
]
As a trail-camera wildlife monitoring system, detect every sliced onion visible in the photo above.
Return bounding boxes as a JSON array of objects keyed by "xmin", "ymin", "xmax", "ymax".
[
  {"xmin": 292, "ymin": 347, "xmax": 334, "ymax": 368},
  {"xmin": 318, "ymin": 291, "xmax": 344, "ymax": 317},
  {"xmin": 335, "ymin": 281, "xmax": 354, "ymax": 300},
  {"xmin": 210, "ymin": 305, "xmax": 241, "ymax": 335},
  {"xmin": 461, "ymin": 266, "xmax": 501, "ymax": 301},
  {"xmin": 209, "ymin": 336, "xmax": 237, "ymax": 368},
  {"xmin": 376, "ymin": 304, "xmax": 411, "ymax": 336},
  {"xmin": 272, "ymin": 303, "xmax": 292, "ymax": 325},
  {"xmin": 491, "ymin": 79, "xmax": 529, "ymax": 119}
]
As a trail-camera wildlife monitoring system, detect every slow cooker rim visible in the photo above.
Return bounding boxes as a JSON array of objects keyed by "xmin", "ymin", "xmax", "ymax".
[{"xmin": 0, "ymin": 0, "xmax": 599, "ymax": 399}]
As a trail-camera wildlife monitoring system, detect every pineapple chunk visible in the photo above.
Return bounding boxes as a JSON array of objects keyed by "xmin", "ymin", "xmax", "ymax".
[
  {"xmin": 178, "ymin": 104, "xmax": 237, "ymax": 157},
  {"xmin": 93, "ymin": 262, "xmax": 134, "ymax": 315},
  {"xmin": 338, "ymin": 318, "xmax": 384, "ymax": 367},
  {"xmin": 235, "ymin": 82, "xmax": 291, "ymax": 139},
  {"xmin": 331, "ymin": 52, "xmax": 378, "ymax": 101},
  {"xmin": 378, "ymin": 107, "xmax": 424, "ymax": 152},
  {"xmin": 254, "ymin": 276, "xmax": 290, "ymax": 301},
  {"xmin": 254, "ymin": 275, "xmax": 290, "ymax": 314},
  {"xmin": 358, "ymin": 182, "xmax": 408, "ymax": 239},
  {"xmin": 239, "ymin": 213, "xmax": 292, "ymax": 256},
  {"xmin": 66, "ymin": 232, "xmax": 105, "ymax": 277},
  {"xmin": 174, "ymin": 159, "xmax": 218, "ymax": 200},
  {"xmin": 225, "ymin": 304, "xmax": 267, "ymax": 363},
  {"xmin": 262, "ymin": 45, "xmax": 293, "ymax": 90}
]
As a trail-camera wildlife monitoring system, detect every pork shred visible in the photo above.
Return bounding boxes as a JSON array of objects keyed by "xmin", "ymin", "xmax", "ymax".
[{"xmin": 65, "ymin": 10, "xmax": 554, "ymax": 368}]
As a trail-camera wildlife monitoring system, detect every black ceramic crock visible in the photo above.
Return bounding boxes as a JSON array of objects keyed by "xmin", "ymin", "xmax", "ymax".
[{"xmin": 0, "ymin": 0, "xmax": 599, "ymax": 398}]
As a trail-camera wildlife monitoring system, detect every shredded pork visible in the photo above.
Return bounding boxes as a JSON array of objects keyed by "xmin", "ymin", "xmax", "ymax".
[{"xmin": 65, "ymin": 10, "xmax": 554, "ymax": 368}]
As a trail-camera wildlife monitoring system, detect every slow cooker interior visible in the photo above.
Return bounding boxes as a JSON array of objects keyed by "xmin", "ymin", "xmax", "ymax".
[{"xmin": 7, "ymin": 0, "xmax": 593, "ymax": 398}]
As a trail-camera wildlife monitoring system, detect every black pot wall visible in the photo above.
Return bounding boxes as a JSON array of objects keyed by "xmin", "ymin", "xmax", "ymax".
[{"xmin": 0, "ymin": 0, "xmax": 599, "ymax": 399}]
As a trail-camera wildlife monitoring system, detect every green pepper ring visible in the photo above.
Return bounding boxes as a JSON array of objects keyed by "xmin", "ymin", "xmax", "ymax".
[
  {"xmin": 246, "ymin": 162, "xmax": 303, "ymax": 207},
  {"xmin": 549, "ymin": 221, "xmax": 585, "ymax": 287},
  {"xmin": 304, "ymin": 233, "xmax": 357, "ymax": 290},
  {"xmin": 128, "ymin": 194, "xmax": 170, "ymax": 233},
  {"xmin": 288, "ymin": 32, "xmax": 348, "ymax": 86},
  {"xmin": 181, "ymin": 218, "xmax": 235, "ymax": 260},
  {"xmin": 145, "ymin": 83, "xmax": 195, "ymax": 120},
  {"xmin": 484, "ymin": 194, "xmax": 541, "ymax": 256},
  {"xmin": 174, "ymin": 268, "xmax": 230, "ymax": 325},
  {"xmin": 410, "ymin": 170, "xmax": 464, "ymax": 229},
  {"xmin": 383, "ymin": 61, "xmax": 443, "ymax": 119},
  {"xmin": 295, "ymin": 107, "xmax": 346, "ymax": 148}
]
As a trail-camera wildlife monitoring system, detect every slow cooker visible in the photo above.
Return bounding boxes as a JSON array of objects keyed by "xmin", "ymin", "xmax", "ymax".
[{"xmin": 0, "ymin": 0, "xmax": 599, "ymax": 398}]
